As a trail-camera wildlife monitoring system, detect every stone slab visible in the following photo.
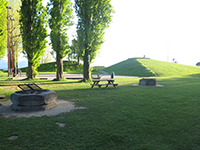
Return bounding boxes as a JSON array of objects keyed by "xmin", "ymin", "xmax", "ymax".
[
  {"xmin": 139, "ymin": 78, "xmax": 157, "ymax": 86},
  {"xmin": 11, "ymin": 102, "xmax": 57, "ymax": 112},
  {"xmin": 11, "ymin": 90, "xmax": 57, "ymax": 106}
]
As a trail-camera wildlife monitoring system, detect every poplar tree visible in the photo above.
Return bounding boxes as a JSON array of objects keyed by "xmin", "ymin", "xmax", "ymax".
[
  {"xmin": 0, "ymin": 0, "xmax": 8, "ymax": 59},
  {"xmin": 74, "ymin": 0, "xmax": 114, "ymax": 81},
  {"xmin": 19, "ymin": 0, "xmax": 48, "ymax": 79},
  {"xmin": 8, "ymin": 0, "xmax": 23, "ymax": 73},
  {"xmin": 69, "ymin": 38, "xmax": 83, "ymax": 64},
  {"xmin": 48, "ymin": 0, "xmax": 73, "ymax": 81}
]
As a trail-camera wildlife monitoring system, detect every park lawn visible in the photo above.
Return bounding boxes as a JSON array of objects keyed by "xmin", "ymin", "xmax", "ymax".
[{"xmin": 0, "ymin": 76, "xmax": 200, "ymax": 149}]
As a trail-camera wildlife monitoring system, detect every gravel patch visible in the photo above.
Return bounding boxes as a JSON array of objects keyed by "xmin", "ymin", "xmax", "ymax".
[{"xmin": 0, "ymin": 99, "xmax": 86, "ymax": 118}]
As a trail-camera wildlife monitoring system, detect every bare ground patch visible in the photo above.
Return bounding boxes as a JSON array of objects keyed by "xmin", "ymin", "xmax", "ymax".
[{"xmin": 0, "ymin": 99, "xmax": 86, "ymax": 118}]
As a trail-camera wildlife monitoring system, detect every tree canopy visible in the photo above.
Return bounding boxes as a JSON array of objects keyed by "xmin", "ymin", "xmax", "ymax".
[
  {"xmin": 19, "ymin": 0, "xmax": 48, "ymax": 79},
  {"xmin": 48, "ymin": 0, "xmax": 73, "ymax": 80},
  {"xmin": 69, "ymin": 38, "xmax": 83, "ymax": 64},
  {"xmin": 7, "ymin": 0, "xmax": 23, "ymax": 72},
  {"xmin": 74, "ymin": 0, "xmax": 114, "ymax": 81},
  {"xmin": 0, "ymin": 0, "xmax": 8, "ymax": 60}
]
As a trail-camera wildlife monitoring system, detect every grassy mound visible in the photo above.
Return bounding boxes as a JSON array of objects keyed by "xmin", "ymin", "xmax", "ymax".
[
  {"xmin": 21, "ymin": 61, "xmax": 83, "ymax": 73},
  {"xmin": 103, "ymin": 58, "xmax": 200, "ymax": 77},
  {"xmin": 103, "ymin": 58, "xmax": 155, "ymax": 77}
]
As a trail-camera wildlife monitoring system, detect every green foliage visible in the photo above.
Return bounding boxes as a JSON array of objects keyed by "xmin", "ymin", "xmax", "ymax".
[
  {"xmin": 69, "ymin": 38, "xmax": 83, "ymax": 64},
  {"xmin": 48, "ymin": 0, "xmax": 73, "ymax": 80},
  {"xmin": 7, "ymin": 0, "xmax": 23, "ymax": 66},
  {"xmin": 19, "ymin": 0, "xmax": 48, "ymax": 78},
  {"xmin": 74, "ymin": 0, "xmax": 114, "ymax": 80},
  {"xmin": 104, "ymin": 58, "xmax": 200, "ymax": 77},
  {"xmin": 0, "ymin": 0, "xmax": 8, "ymax": 59},
  {"xmin": 48, "ymin": 0, "xmax": 73, "ymax": 59},
  {"xmin": 0, "ymin": 71, "xmax": 8, "ymax": 81}
]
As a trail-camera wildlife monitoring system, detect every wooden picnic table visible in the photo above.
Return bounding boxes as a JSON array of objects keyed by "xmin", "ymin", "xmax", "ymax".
[{"xmin": 91, "ymin": 79, "xmax": 118, "ymax": 89}]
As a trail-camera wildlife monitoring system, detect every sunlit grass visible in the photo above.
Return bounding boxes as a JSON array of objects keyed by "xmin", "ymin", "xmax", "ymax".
[
  {"xmin": 104, "ymin": 58, "xmax": 200, "ymax": 77},
  {"xmin": 1, "ymin": 77, "xmax": 200, "ymax": 149}
]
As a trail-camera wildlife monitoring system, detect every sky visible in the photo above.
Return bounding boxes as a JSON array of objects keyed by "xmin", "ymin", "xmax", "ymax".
[
  {"xmin": 91, "ymin": 0, "xmax": 200, "ymax": 67},
  {"xmin": 5, "ymin": 0, "xmax": 200, "ymax": 67}
]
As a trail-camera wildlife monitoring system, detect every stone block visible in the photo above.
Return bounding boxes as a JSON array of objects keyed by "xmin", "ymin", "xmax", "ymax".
[
  {"xmin": 139, "ymin": 78, "xmax": 157, "ymax": 86},
  {"xmin": 11, "ymin": 102, "xmax": 57, "ymax": 112}
]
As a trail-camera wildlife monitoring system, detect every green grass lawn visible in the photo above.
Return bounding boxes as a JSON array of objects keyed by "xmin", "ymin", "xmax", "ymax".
[{"xmin": 1, "ymin": 70, "xmax": 200, "ymax": 149}]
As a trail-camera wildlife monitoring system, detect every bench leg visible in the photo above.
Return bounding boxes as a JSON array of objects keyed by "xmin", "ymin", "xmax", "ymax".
[{"xmin": 98, "ymin": 85, "xmax": 102, "ymax": 90}]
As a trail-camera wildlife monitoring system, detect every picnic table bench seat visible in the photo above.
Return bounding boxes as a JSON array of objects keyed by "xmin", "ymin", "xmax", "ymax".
[
  {"xmin": 91, "ymin": 80, "xmax": 118, "ymax": 89},
  {"xmin": 90, "ymin": 83, "xmax": 118, "ymax": 89}
]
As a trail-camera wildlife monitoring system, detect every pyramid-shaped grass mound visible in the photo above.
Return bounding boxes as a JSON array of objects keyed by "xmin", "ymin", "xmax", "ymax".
[{"xmin": 103, "ymin": 58, "xmax": 200, "ymax": 77}]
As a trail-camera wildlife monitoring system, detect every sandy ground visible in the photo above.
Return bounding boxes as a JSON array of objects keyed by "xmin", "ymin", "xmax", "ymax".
[{"xmin": 0, "ymin": 99, "xmax": 86, "ymax": 118}]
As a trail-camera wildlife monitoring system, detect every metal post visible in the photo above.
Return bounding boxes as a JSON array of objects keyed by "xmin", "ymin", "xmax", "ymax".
[
  {"xmin": 6, "ymin": 5, "xmax": 11, "ymax": 77},
  {"xmin": 11, "ymin": 17, "xmax": 15, "ymax": 77}
]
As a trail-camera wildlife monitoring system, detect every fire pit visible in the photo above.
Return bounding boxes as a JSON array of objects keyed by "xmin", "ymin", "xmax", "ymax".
[{"xmin": 11, "ymin": 84, "xmax": 57, "ymax": 111}]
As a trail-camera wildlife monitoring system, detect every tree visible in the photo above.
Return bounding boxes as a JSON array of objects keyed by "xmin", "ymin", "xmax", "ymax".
[
  {"xmin": 74, "ymin": 0, "xmax": 114, "ymax": 81},
  {"xmin": 0, "ymin": 0, "xmax": 8, "ymax": 60},
  {"xmin": 19, "ymin": 0, "xmax": 48, "ymax": 79},
  {"xmin": 8, "ymin": 0, "xmax": 23, "ymax": 75},
  {"xmin": 69, "ymin": 38, "xmax": 83, "ymax": 64},
  {"xmin": 48, "ymin": 0, "xmax": 73, "ymax": 81}
]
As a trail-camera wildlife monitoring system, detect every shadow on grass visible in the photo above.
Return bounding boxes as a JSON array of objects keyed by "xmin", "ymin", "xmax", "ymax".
[{"xmin": 0, "ymin": 79, "xmax": 83, "ymax": 86}]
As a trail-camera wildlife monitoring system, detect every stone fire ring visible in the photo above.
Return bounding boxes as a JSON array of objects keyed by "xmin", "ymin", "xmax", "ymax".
[{"xmin": 10, "ymin": 90, "xmax": 57, "ymax": 111}]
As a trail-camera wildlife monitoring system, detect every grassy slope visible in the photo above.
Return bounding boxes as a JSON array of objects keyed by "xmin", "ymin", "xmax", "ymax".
[
  {"xmin": 103, "ymin": 58, "xmax": 155, "ymax": 77},
  {"xmin": 104, "ymin": 58, "xmax": 200, "ymax": 77},
  {"xmin": 139, "ymin": 59, "xmax": 200, "ymax": 77}
]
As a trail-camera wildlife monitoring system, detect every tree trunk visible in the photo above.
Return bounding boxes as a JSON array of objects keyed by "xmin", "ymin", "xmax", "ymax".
[
  {"xmin": 83, "ymin": 47, "xmax": 90, "ymax": 81},
  {"xmin": 56, "ymin": 52, "xmax": 64, "ymax": 80},
  {"xmin": 83, "ymin": 8, "xmax": 91, "ymax": 81},
  {"xmin": 77, "ymin": 56, "xmax": 80, "ymax": 65},
  {"xmin": 27, "ymin": 55, "xmax": 34, "ymax": 79}
]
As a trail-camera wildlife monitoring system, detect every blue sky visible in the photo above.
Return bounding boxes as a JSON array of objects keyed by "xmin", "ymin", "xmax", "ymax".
[{"xmin": 4, "ymin": 0, "xmax": 200, "ymax": 68}]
